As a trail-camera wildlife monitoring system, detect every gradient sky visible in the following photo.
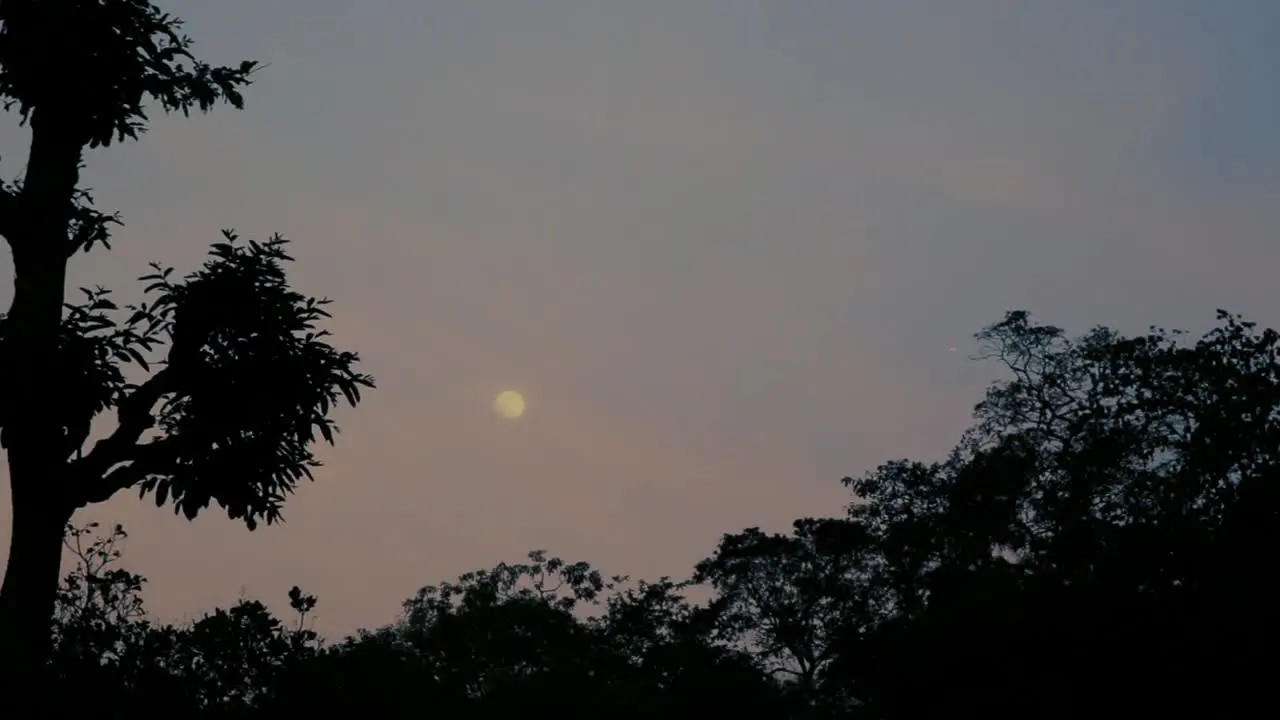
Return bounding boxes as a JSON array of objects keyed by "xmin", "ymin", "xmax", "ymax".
[{"xmin": 3, "ymin": 0, "xmax": 1279, "ymax": 637}]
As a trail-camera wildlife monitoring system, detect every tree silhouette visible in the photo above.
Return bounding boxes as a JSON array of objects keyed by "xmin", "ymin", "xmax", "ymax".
[
  {"xmin": 31, "ymin": 307, "xmax": 1280, "ymax": 718},
  {"xmin": 47, "ymin": 522, "xmax": 323, "ymax": 716},
  {"xmin": 694, "ymin": 517, "xmax": 881, "ymax": 714},
  {"xmin": 834, "ymin": 310, "xmax": 1280, "ymax": 717},
  {"xmin": 270, "ymin": 552, "xmax": 785, "ymax": 717},
  {"xmin": 0, "ymin": 0, "xmax": 372, "ymax": 688}
]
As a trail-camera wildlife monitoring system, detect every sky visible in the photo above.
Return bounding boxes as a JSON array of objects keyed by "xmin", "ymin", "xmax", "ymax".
[{"xmin": 2, "ymin": 0, "xmax": 1280, "ymax": 638}]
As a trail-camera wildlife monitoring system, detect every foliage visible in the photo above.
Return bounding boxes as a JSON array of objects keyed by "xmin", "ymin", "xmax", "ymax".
[
  {"xmin": 39, "ymin": 308, "xmax": 1280, "ymax": 719},
  {"xmin": 0, "ymin": 232, "xmax": 374, "ymax": 526},
  {"xmin": 694, "ymin": 517, "xmax": 882, "ymax": 710},
  {"xmin": 0, "ymin": 0, "xmax": 373, "ymax": 679},
  {"xmin": 0, "ymin": 0, "xmax": 257, "ymax": 148},
  {"xmin": 833, "ymin": 310, "xmax": 1280, "ymax": 717},
  {"xmin": 130, "ymin": 232, "xmax": 373, "ymax": 527}
]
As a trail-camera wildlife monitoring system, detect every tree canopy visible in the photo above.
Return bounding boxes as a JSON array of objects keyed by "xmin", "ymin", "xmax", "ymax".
[{"xmin": 38, "ymin": 309, "xmax": 1280, "ymax": 718}]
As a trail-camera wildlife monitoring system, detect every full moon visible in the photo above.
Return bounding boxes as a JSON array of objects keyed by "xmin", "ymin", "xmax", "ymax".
[{"xmin": 493, "ymin": 390, "xmax": 526, "ymax": 419}]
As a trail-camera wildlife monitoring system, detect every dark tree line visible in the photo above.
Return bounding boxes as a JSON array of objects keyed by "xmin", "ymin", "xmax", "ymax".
[{"xmin": 40, "ymin": 310, "xmax": 1280, "ymax": 718}]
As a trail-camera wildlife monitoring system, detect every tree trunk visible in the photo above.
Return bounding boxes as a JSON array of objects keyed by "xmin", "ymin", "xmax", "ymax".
[
  {"xmin": 0, "ymin": 108, "xmax": 82, "ymax": 706},
  {"xmin": 0, "ymin": 471, "xmax": 72, "ymax": 696}
]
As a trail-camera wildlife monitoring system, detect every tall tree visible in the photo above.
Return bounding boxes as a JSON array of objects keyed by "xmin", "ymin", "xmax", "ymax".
[{"xmin": 0, "ymin": 0, "xmax": 373, "ymax": 685}]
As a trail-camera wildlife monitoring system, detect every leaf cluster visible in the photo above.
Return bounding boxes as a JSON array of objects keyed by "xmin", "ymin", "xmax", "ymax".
[
  {"xmin": 0, "ymin": 0, "xmax": 257, "ymax": 146},
  {"xmin": 129, "ymin": 232, "xmax": 374, "ymax": 528}
]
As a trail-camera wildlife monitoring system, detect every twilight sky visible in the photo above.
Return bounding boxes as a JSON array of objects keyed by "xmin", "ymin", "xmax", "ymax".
[{"xmin": 3, "ymin": 0, "xmax": 1280, "ymax": 637}]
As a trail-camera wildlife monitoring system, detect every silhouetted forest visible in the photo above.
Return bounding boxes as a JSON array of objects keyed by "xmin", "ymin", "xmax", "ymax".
[
  {"xmin": 39, "ymin": 308, "xmax": 1280, "ymax": 718},
  {"xmin": 3, "ymin": 3, "xmax": 1278, "ymax": 717}
]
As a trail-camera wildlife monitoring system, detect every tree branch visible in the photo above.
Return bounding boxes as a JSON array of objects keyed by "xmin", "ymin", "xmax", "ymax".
[
  {"xmin": 69, "ymin": 367, "xmax": 174, "ymax": 506},
  {"xmin": 79, "ymin": 440, "xmax": 173, "ymax": 507}
]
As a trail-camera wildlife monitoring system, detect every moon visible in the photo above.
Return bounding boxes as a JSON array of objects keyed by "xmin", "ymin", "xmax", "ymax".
[{"xmin": 493, "ymin": 390, "xmax": 526, "ymax": 419}]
